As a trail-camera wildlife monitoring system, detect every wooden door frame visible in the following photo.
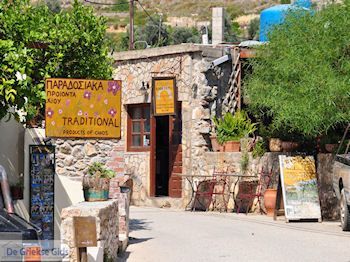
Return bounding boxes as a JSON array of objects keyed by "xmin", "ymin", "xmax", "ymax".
[{"xmin": 150, "ymin": 115, "xmax": 156, "ymax": 197}]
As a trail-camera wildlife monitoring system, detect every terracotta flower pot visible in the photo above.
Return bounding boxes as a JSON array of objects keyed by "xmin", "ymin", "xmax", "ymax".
[
  {"xmin": 281, "ymin": 141, "xmax": 299, "ymax": 152},
  {"xmin": 269, "ymin": 138, "xmax": 282, "ymax": 152},
  {"xmin": 264, "ymin": 188, "xmax": 277, "ymax": 217},
  {"xmin": 224, "ymin": 141, "xmax": 240, "ymax": 152},
  {"xmin": 210, "ymin": 136, "xmax": 224, "ymax": 152}
]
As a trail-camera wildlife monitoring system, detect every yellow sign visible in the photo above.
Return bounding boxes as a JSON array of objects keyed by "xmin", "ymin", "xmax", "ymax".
[
  {"xmin": 153, "ymin": 78, "xmax": 176, "ymax": 115},
  {"xmin": 279, "ymin": 155, "xmax": 322, "ymax": 220},
  {"xmin": 45, "ymin": 78, "xmax": 121, "ymax": 138}
]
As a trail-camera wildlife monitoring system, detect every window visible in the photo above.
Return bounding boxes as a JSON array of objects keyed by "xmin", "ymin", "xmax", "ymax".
[{"xmin": 127, "ymin": 104, "xmax": 151, "ymax": 151}]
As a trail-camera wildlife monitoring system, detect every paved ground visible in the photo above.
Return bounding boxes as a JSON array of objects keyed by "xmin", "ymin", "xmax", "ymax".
[{"xmin": 120, "ymin": 206, "xmax": 350, "ymax": 262}]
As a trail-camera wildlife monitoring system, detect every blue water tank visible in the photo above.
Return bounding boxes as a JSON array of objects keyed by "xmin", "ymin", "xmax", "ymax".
[
  {"xmin": 259, "ymin": 0, "xmax": 311, "ymax": 42},
  {"xmin": 294, "ymin": 0, "xmax": 312, "ymax": 8}
]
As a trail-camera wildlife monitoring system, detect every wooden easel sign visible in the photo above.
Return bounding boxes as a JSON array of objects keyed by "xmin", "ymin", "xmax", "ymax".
[{"xmin": 278, "ymin": 155, "xmax": 322, "ymax": 222}]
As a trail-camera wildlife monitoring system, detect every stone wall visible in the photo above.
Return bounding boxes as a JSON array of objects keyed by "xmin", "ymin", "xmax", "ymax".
[
  {"xmin": 113, "ymin": 50, "xmax": 221, "ymax": 202},
  {"xmin": 193, "ymin": 152, "xmax": 281, "ymax": 212},
  {"xmin": 53, "ymin": 45, "xmax": 235, "ymax": 207},
  {"xmin": 317, "ymin": 154, "xmax": 339, "ymax": 220},
  {"xmin": 124, "ymin": 152, "xmax": 150, "ymax": 205},
  {"xmin": 54, "ymin": 138, "xmax": 125, "ymax": 178},
  {"xmin": 193, "ymin": 152, "xmax": 339, "ymax": 219},
  {"xmin": 61, "ymin": 200, "xmax": 119, "ymax": 262}
]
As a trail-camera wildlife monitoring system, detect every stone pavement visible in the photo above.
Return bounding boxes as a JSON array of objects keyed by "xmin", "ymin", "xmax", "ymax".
[{"xmin": 119, "ymin": 206, "xmax": 350, "ymax": 262}]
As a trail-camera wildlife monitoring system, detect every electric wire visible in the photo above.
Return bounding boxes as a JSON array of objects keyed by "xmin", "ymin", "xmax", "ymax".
[
  {"xmin": 135, "ymin": 0, "xmax": 170, "ymax": 37},
  {"xmin": 84, "ymin": 0, "xmax": 130, "ymax": 6}
]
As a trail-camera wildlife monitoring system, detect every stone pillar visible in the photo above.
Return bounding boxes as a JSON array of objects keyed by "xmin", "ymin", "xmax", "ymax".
[
  {"xmin": 212, "ymin": 7, "xmax": 225, "ymax": 45},
  {"xmin": 61, "ymin": 200, "xmax": 119, "ymax": 262}
]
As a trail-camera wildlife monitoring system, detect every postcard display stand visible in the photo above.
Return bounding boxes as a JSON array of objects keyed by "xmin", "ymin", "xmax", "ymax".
[{"xmin": 29, "ymin": 145, "xmax": 55, "ymax": 248}]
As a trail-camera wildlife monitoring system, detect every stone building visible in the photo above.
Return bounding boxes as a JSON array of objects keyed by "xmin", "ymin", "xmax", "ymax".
[{"xmin": 54, "ymin": 44, "xmax": 239, "ymax": 208}]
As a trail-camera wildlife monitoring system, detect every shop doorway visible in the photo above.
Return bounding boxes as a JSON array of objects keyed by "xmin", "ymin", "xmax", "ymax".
[
  {"xmin": 150, "ymin": 103, "xmax": 182, "ymax": 198},
  {"xmin": 155, "ymin": 116, "xmax": 169, "ymax": 196}
]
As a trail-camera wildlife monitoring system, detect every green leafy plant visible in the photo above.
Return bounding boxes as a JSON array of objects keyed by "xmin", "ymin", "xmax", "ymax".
[
  {"xmin": 0, "ymin": 0, "xmax": 113, "ymax": 123},
  {"xmin": 245, "ymin": 2, "xmax": 350, "ymax": 138},
  {"xmin": 213, "ymin": 111, "xmax": 257, "ymax": 144},
  {"xmin": 252, "ymin": 140, "xmax": 266, "ymax": 159},
  {"xmin": 87, "ymin": 162, "xmax": 116, "ymax": 179},
  {"xmin": 240, "ymin": 151, "xmax": 249, "ymax": 173}
]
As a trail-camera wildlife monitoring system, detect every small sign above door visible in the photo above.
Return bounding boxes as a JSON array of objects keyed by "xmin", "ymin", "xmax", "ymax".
[{"xmin": 152, "ymin": 77, "xmax": 176, "ymax": 116}]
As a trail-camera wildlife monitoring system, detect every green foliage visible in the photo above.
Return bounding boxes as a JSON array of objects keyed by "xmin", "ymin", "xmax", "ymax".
[
  {"xmin": 168, "ymin": 27, "xmax": 200, "ymax": 45},
  {"xmin": 240, "ymin": 152, "xmax": 249, "ymax": 173},
  {"xmin": 87, "ymin": 162, "xmax": 116, "ymax": 179},
  {"xmin": 226, "ymin": 4, "xmax": 244, "ymax": 19},
  {"xmin": 112, "ymin": 0, "xmax": 129, "ymax": 12},
  {"xmin": 213, "ymin": 111, "xmax": 256, "ymax": 144},
  {"xmin": 0, "ymin": 0, "xmax": 113, "ymax": 122},
  {"xmin": 245, "ymin": 2, "xmax": 350, "ymax": 137},
  {"xmin": 280, "ymin": 0, "xmax": 291, "ymax": 4},
  {"xmin": 252, "ymin": 140, "xmax": 266, "ymax": 159},
  {"xmin": 224, "ymin": 14, "xmax": 240, "ymax": 43},
  {"xmin": 247, "ymin": 18, "xmax": 259, "ymax": 40},
  {"xmin": 134, "ymin": 15, "xmax": 169, "ymax": 47}
]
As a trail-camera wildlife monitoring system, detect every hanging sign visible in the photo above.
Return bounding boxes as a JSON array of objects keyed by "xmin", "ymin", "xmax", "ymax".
[
  {"xmin": 279, "ymin": 155, "xmax": 322, "ymax": 221},
  {"xmin": 45, "ymin": 78, "xmax": 121, "ymax": 138},
  {"xmin": 152, "ymin": 77, "xmax": 176, "ymax": 116}
]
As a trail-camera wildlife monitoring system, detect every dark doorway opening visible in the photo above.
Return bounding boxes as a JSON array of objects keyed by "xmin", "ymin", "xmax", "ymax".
[{"xmin": 155, "ymin": 116, "xmax": 169, "ymax": 196}]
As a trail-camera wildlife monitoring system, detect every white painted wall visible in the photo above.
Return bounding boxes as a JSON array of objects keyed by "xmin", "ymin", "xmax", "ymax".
[
  {"xmin": 0, "ymin": 118, "xmax": 26, "ymax": 216},
  {"xmin": 23, "ymin": 128, "xmax": 84, "ymax": 240},
  {"xmin": 0, "ymin": 118, "xmax": 25, "ymax": 184}
]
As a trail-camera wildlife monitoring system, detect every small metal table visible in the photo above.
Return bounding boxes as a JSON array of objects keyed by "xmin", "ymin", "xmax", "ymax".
[{"xmin": 179, "ymin": 173, "xmax": 257, "ymax": 211}]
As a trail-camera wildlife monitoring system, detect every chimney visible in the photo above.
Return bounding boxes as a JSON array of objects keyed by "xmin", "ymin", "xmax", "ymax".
[{"xmin": 212, "ymin": 7, "xmax": 225, "ymax": 45}]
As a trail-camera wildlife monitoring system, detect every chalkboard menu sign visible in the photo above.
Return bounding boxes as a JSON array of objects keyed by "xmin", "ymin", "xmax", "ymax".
[{"xmin": 29, "ymin": 145, "xmax": 55, "ymax": 246}]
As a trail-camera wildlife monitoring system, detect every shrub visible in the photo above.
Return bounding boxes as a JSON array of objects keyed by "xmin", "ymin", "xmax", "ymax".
[{"xmin": 213, "ymin": 111, "xmax": 256, "ymax": 144}]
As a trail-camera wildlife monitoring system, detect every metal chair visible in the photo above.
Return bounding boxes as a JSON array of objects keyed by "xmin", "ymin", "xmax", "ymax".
[
  {"xmin": 211, "ymin": 166, "xmax": 230, "ymax": 212},
  {"xmin": 235, "ymin": 168, "xmax": 273, "ymax": 214},
  {"xmin": 191, "ymin": 166, "xmax": 230, "ymax": 212},
  {"xmin": 192, "ymin": 179, "xmax": 217, "ymax": 211}
]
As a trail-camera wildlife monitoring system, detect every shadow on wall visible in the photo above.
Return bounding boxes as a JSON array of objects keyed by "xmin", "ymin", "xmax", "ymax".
[
  {"xmin": 0, "ymin": 118, "xmax": 25, "ymax": 217},
  {"xmin": 0, "ymin": 119, "xmax": 25, "ymax": 184},
  {"xmin": 54, "ymin": 175, "xmax": 84, "ymax": 240}
]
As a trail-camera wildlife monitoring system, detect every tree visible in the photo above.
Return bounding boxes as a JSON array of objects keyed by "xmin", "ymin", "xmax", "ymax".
[
  {"xmin": 134, "ymin": 15, "xmax": 169, "ymax": 47},
  {"xmin": 247, "ymin": 18, "xmax": 259, "ymax": 40},
  {"xmin": 169, "ymin": 27, "xmax": 200, "ymax": 45},
  {"xmin": 245, "ymin": 2, "xmax": 350, "ymax": 137},
  {"xmin": 0, "ymin": 0, "xmax": 112, "ymax": 122}
]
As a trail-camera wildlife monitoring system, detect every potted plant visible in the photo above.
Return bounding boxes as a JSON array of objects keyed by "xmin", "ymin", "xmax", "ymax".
[
  {"xmin": 210, "ymin": 133, "xmax": 224, "ymax": 152},
  {"xmin": 83, "ymin": 162, "xmax": 116, "ymax": 201},
  {"xmin": 10, "ymin": 173, "xmax": 24, "ymax": 200},
  {"xmin": 213, "ymin": 111, "xmax": 256, "ymax": 152},
  {"xmin": 263, "ymin": 171, "xmax": 278, "ymax": 217}
]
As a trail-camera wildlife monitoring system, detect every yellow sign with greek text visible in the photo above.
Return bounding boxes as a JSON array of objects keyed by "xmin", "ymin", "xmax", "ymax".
[
  {"xmin": 153, "ymin": 78, "xmax": 176, "ymax": 116},
  {"xmin": 45, "ymin": 78, "xmax": 121, "ymax": 138}
]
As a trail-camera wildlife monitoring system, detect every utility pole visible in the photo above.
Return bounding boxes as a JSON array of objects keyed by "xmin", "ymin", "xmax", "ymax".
[
  {"xmin": 158, "ymin": 13, "xmax": 163, "ymax": 45},
  {"xmin": 129, "ymin": 0, "xmax": 134, "ymax": 50}
]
